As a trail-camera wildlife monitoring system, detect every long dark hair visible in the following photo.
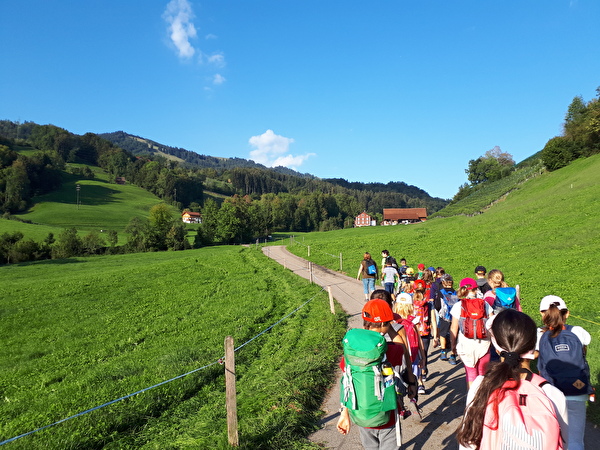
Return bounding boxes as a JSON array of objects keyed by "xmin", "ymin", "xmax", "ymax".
[{"xmin": 455, "ymin": 309, "xmax": 537, "ymax": 449}]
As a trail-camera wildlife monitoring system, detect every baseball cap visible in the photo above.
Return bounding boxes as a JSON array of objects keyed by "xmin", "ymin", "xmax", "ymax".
[
  {"xmin": 413, "ymin": 279, "xmax": 426, "ymax": 290},
  {"xmin": 460, "ymin": 277, "xmax": 478, "ymax": 290},
  {"xmin": 539, "ymin": 295, "xmax": 568, "ymax": 312},
  {"xmin": 362, "ymin": 299, "xmax": 400, "ymax": 323},
  {"xmin": 405, "ymin": 267, "xmax": 415, "ymax": 275},
  {"xmin": 396, "ymin": 293, "xmax": 413, "ymax": 304},
  {"xmin": 441, "ymin": 274, "xmax": 453, "ymax": 283},
  {"xmin": 475, "ymin": 265, "xmax": 487, "ymax": 274},
  {"xmin": 417, "ymin": 263, "xmax": 425, "ymax": 271}
]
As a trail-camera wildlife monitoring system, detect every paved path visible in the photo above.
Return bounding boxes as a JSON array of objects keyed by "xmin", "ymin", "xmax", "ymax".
[{"xmin": 263, "ymin": 246, "xmax": 600, "ymax": 449}]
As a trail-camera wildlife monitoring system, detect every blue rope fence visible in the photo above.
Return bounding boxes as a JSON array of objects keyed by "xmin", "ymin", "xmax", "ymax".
[{"xmin": 0, "ymin": 287, "xmax": 326, "ymax": 446}]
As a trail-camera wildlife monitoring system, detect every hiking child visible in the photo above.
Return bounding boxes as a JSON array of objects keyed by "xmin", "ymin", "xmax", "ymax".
[
  {"xmin": 536, "ymin": 295, "xmax": 592, "ymax": 450},
  {"xmin": 398, "ymin": 258, "xmax": 408, "ymax": 276},
  {"xmin": 370, "ymin": 290, "xmax": 414, "ymax": 358},
  {"xmin": 435, "ymin": 274, "xmax": 458, "ymax": 364},
  {"xmin": 400, "ymin": 268, "xmax": 416, "ymax": 293},
  {"xmin": 393, "ymin": 293, "xmax": 427, "ymax": 394},
  {"xmin": 337, "ymin": 299, "xmax": 418, "ymax": 449},
  {"xmin": 456, "ymin": 308, "xmax": 568, "ymax": 450},
  {"xmin": 416, "ymin": 263, "xmax": 426, "ymax": 280},
  {"xmin": 428, "ymin": 267, "xmax": 445, "ymax": 305},
  {"xmin": 483, "ymin": 269, "xmax": 522, "ymax": 311},
  {"xmin": 381, "ymin": 250, "xmax": 398, "ymax": 271},
  {"xmin": 381, "ymin": 259, "xmax": 399, "ymax": 298},
  {"xmin": 358, "ymin": 252, "xmax": 378, "ymax": 301},
  {"xmin": 473, "ymin": 265, "xmax": 490, "ymax": 295},
  {"xmin": 411, "ymin": 279, "xmax": 438, "ymax": 382},
  {"xmin": 450, "ymin": 278, "xmax": 494, "ymax": 388}
]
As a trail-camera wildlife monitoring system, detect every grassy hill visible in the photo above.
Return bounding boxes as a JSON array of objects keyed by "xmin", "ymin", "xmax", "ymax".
[
  {"xmin": 430, "ymin": 156, "xmax": 545, "ymax": 218},
  {"xmin": 0, "ymin": 159, "xmax": 179, "ymax": 243},
  {"xmin": 285, "ymin": 153, "xmax": 600, "ymax": 420}
]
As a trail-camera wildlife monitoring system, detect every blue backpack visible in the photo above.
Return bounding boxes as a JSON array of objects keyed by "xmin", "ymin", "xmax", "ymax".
[
  {"xmin": 365, "ymin": 260, "xmax": 377, "ymax": 275},
  {"xmin": 439, "ymin": 288, "xmax": 459, "ymax": 322},
  {"xmin": 538, "ymin": 325, "xmax": 592, "ymax": 396},
  {"xmin": 493, "ymin": 287, "xmax": 517, "ymax": 311}
]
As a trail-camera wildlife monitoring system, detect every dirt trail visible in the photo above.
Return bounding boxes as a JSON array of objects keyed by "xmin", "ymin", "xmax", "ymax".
[{"xmin": 263, "ymin": 246, "xmax": 600, "ymax": 449}]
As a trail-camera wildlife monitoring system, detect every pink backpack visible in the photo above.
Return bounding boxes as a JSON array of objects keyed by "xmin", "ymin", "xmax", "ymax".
[{"xmin": 481, "ymin": 371, "xmax": 563, "ymax": 450}]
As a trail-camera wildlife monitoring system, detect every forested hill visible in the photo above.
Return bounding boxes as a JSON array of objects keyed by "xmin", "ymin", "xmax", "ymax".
[
  {"xmin": 100, "ymin": 131, "xmax": 444, "ymax": 203},
  {"xmin": 100, "ymin": 131, "xmax": 314, "ymax": 177},
  {"xmin": 323, "ymin": 178, "xmax": 434, "ymax": 200}
]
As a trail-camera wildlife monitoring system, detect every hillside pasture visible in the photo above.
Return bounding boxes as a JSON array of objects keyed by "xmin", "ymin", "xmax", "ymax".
[
  {"xmin": 0, "ymin": 247, "xmax": 346, "ymax": 449},
  {"xmin": 287, "ymin": 154, "xmax": 600, "ymax": 421}
]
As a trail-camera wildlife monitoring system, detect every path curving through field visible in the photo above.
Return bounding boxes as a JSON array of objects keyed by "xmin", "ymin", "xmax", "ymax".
[{"xmin": 263, "ymin": 245, "xmax": 600, "ymax": 449}]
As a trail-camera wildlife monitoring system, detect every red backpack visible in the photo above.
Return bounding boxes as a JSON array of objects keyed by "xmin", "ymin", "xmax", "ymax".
[
  {"xmin": 459, "ymin": 298, "xmax": 488, "ymax": 339},
  {"xmin": 400, "ymin": 316, "xmax": 420, "ymax": 363},
  {"xmin": 481, "ymin": 371, "xmax": 563, "ymax": 450},
  {"xmin": 412, "ymin": 297, "xmax": 431, "ymax": 337}
]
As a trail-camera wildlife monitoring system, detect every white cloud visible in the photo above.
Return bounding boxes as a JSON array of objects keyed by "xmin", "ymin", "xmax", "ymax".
[
  {"xmin": 213, "ymin": 74, "xmax": 226, "ymax": 85},
  {"xmin": 205, "ymin": 33, "xmax": 218, "ymax": 40},
  {"xmin": 207, "ymin": 52, "xmax": 226, "ymax": 68},
  {"xmin": 163, "ymin": 0, "xmax": 197, "ymax": 59},
  {"xmin": 249, "ymin": 130, "xmax": 315, "ymax": 169}
]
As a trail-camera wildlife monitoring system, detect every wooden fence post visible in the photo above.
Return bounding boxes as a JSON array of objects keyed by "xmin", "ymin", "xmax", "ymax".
[
  {"xmin": 309, "ymin": 262, "xmax": 314, "ymax": 284},
  {"xmin": 308, "ymin": 245, "xmax": 310, "ymax": 257},
  {"xmin": 339, "ymin": 253, "xmax": 343, "ymax": 272},
  {"xmin": 328, "ymin": 286, "xmax": 335, "ymax": 314},
  {"xmin": 225, "ymin": 336, "xmax": 239, "ymax": 447}
]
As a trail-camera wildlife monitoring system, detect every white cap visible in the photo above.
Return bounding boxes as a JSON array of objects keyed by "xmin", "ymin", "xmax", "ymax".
[
  {"xmin": 396, "ymin": 293, "xmax": 413, "ymax": 304},
  {"xmin": 539, "ymin": 295, "xmax": 568, "ymax": 312}
]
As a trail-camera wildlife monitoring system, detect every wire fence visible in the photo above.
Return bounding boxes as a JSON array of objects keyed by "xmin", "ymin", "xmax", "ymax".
[
  {"xmin": 0, "ymin": 286, "xmax": 327, "ymax": 446},
  {"xmin": 288, "ymin": 237, "xmax": 344, "ymax": 271}
]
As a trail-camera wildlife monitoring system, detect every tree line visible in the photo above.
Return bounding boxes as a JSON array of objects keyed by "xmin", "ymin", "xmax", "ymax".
[
  {"xmin": 541, "ymin": 88, "xmax": 600, "ymax": 171},
  {"xmin": 0, "ymin": 203, "xmax": 190, "ymax": 265},
  {"xmin": 0, "ymin": 120, "xmax": 450, "ymax": 264}
]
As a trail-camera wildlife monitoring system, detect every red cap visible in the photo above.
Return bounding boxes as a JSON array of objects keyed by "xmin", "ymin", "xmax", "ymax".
[
  {"xmin": 460, "ymin": 277, "xmax": 478, "ymax": 290},
  {"xmin": 417, "ymin": 263, "xmax": 425, "ymax": 271},
  {"xmin": 413, "ymin": 279, "xmax": 426, "ymax": 290},
  {"xmin": 362, "ymin": 299, "xmax": 396, "ymax": 323}
]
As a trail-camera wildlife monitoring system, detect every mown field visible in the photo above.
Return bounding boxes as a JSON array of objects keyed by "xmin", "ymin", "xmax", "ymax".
[
  {"xmin": 4, "ymin": 164, "xmax": 178, "ymax": 242},
  {"xmin": 0, "ymin": 246, "xmax": 347, "ymax": 449},
  {"xmin": 286, "ymin": 154, "xmax": 600, "ymax": 421}
]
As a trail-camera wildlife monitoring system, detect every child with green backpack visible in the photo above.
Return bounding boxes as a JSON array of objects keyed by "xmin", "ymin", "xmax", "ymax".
[{"xmin": 337, "ymin": 299, "xmax": 417, "ymax": 449}]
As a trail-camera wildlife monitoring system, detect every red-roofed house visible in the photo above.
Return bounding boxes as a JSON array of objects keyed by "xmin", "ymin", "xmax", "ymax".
[
  {"xmin": 182, "ymin": 211, "xmax": 202, "ymax": 224},
  {"xmin": 354, "ymin": 212, "xmax": 375, "ymax": 227},
  {"xmin": 382, "ymin": 208, "xmax": 427, "ymax": 225}
]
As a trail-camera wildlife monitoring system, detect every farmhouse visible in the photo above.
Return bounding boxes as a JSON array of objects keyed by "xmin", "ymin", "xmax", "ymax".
[
  {"xmin": 382, "ymin": 208, "xmax": 427, "ymax": 225},
  {"xmin": 182, "ymin": 211, "xmax": 202, "ymax": 224},
  {"xmin": 115, "ymin": 177, "xmax": 126, "ymax": 185},
  {"xmin": 354, "ymin": 212, "xmax": 376, "ymax": 227}
]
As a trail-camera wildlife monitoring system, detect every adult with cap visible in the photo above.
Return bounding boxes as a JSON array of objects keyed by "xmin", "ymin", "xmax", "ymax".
[
  {"xmin": 536, "ymin": 295, "xmax": 591, "ymax": 450},
  {"xmin": 449, "ymin": 278, "xmax": 494, "ymax": 388},
  {"xmin": 337, "ymin": 298, "xmax": 417, "ymax": 449}
]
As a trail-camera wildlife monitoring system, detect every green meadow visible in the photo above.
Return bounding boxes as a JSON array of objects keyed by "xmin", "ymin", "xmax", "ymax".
[
  {"xmin": 2, "ymin": 149, "xmax": 600, "ymax": 447},
  {"xmin": 0, "ymin": 247, "xmax": 347, "ymax": 449},
  {"xmin": 287, "ymin": 154, "xmax": 600, "ymax": 420},
  {"xmin": 6, "ymin": 165, "xmax": 178, "ymax": 241}
]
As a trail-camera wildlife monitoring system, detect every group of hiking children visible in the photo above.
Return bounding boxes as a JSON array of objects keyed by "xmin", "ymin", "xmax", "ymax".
[{"xmin": 344, "ymin": 252, "xmax": 593, "ymax": 450}]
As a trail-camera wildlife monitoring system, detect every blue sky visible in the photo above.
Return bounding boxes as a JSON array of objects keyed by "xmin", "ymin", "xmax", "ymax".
[{"xmin": 1, "ymin": 1, "xmax": 599, "ymax": 199}]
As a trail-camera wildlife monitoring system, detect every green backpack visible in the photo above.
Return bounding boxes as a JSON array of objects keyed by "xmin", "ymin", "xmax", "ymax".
[{"xmin": 340, "ymin": 328, "xmax": 398, "ymax": 427}]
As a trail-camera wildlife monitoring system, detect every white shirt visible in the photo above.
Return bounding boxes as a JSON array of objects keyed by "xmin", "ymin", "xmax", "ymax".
[{"xmin": 450, "ymin": 299, "xmax": 494, "ymax": 367}]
